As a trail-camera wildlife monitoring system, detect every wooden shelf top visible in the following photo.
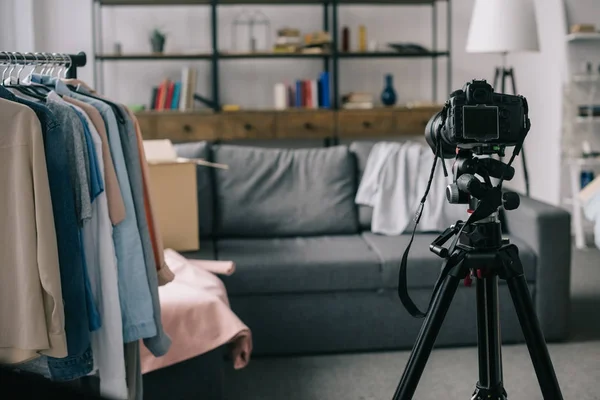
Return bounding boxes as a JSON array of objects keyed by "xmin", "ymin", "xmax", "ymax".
[
  {"xmin": 96, "ymin": 0, "xmax": 443, "ymax": 6},
  {"xmin": 135, "ymin": 106, "xmax": 441, "ymax": 116}
]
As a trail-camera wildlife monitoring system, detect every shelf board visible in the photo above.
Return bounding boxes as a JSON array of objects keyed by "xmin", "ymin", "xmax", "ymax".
[
  {"xmin": 219, "ymin": 51, "xmax": 329, "ymax": 59},
  {"xmin": 96, "ymin": 53, "xmax": 212, "ymax": 60},
  {"xmin": 96, "ymin": 51, "xmax": 450, "ymax": 60},
  {"xmin": 572, "ymin": 74, "xmax": 600, "ymax": 83},
  {"xmin": 576, "ymin": 116, "xmax": 600, "ymax": 123},
  {"xmin": 338, "ymin": 51, "xmax": 449, "ymax": 58},
  {"xmin": 567, "ymin": 32, "xmax": 600, "ymax": 42},
  {"xmin": 96, "ymin": 0, "xmax": 444, "ymax": 5},
  {"xmin": 567, "ymin": 157, "xmax": 600, "ymax": 166}
]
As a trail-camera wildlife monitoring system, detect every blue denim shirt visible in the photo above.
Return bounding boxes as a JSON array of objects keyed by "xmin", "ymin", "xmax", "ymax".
[
  {"xmin": 48, "ymin": 80, "xmax": 157, "ymax": 342},
  {"xmin": 116, "ymin": 104, "xmax": 171, "ymax": 357},
  {"xmin": 0, "ymin": 87, "xmax": 94, "ymax": 381},
  {"xmin": 74, "ymin": 107, "xmax": 104, "ymax": 201},
  {"xmin": 70, "ymin": 106, "xmax": 104, "ymax": 333}
]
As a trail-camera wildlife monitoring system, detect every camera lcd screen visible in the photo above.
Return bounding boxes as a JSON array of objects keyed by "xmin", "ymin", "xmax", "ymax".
[{"xmin": 462, "ymin": 105, "xmax": 499, "ymax": 141}]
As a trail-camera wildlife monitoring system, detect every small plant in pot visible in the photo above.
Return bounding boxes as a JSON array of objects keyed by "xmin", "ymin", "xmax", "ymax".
[{"xmin": 150, "ymin": 28, "xmax": 167, "ymax": 53}]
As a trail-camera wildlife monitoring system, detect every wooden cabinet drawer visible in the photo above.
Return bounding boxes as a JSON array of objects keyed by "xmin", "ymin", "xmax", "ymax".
[
  {"xmin": 218, "ymin": 112, "xmax": 276, "ymax": 139},
  {"xmin": 153, "ymin": 113, "xmax": 218, "ymax": 142},
  {"xmin": 136, "ymin": 114, "xmax": 158, "ymax": 140},
  {"xmin": 337, "ymin": 109, "xmax": 395, "ymax": 137},
  {"xmin": 275, "ymin": 110, "xmax": 335, "ymax": 139},
  {"xmin": 394, "ymin": 107, "xmax": 439, "ymax": 136}
]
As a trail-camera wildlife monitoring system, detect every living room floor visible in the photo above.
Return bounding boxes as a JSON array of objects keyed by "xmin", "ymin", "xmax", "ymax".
[{"xmin": 224, "ymin": 247, "xmax": 600, "ymax": 400}]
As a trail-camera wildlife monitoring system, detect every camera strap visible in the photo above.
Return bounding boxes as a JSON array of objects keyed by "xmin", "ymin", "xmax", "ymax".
[
  {"xmin": 397, "ymin": 188, "xmax": 502, "ymax": 318},
  {"xmin": 397, "ymin": 140, "xmax": 522, "ymax": 319}
]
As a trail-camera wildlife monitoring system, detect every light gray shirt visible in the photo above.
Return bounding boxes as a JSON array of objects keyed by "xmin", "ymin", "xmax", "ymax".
[{"xmin": 47, "ymin": 92, "xmax": 92, "ymax": 224}]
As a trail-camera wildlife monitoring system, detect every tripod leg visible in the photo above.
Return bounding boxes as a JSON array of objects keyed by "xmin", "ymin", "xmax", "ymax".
[
  {"xmin": 393, "ymin": 260, "xmax": 465, "ymax": 400},
  {"xmin": 499, "ymin": 245, "xmax": 564, "ymax": 400},
  {"xmin": 476, "ymin": 276, "xmax": 505, "ymax": 393}
]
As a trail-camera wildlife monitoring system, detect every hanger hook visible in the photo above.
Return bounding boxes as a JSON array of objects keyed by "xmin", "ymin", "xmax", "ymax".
[
  {"xmin": 63, "ymin": 54, "xmax": 72, "ymax": 79},
  {"xmin": 23, "ymin": 52, "xmax": 37, "ymax": 83},
  {"xmin": 39, "ymin": 52, "xmax": 49, "ymax": 75},
  {"xmin": 15, "ymin": 52, "xmax": 28, "ymax": 85},
  {"xmin": 7, "ymin": 52, "xmax": 20, "ymax": 84},
  {"xmin": 57, "ymin": 53, "xmax": 65, "ymax": 78},
  {"xmin": 47, "ymin": 53, "xmax": 57, "ymax": 76},
  {"xmin": 0, "ymin": 51, "xmax": 11, "ymax": 84}
]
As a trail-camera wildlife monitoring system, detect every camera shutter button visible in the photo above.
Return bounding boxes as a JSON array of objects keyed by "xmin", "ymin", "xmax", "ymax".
[{"xmin": 450, "ymin": 89, "xmax": 464, "ymax": 97}]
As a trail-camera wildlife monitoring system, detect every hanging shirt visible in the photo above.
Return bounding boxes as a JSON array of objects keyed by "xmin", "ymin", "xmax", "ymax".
[
  {"xmin": 0, "ymin": 97, "xmax": 67, "ymax": 364},
  {"xmin": 116, "ymin": 104, "xmax": 171, "ymax": 357},
  {"xmin": 63, "ymin": 96, "xmax": 126, "ymax": 226},
  {"xmin": 67, "ymin": 101, "xmax": 128, "ymax": 399},
  {"xmin": 127, "ymin": 108, "xmax": 175, "ymax": 286},
  {"xmin": 58, "ymin": 96, "xmax": 105, "ymax": 334},
  {"xmin": 46, "ymin": 93, "xmax": 92, "ymax": 224},
  {"xmin": 0, "ymin": 88, "xmax": 96, "ymax": 381},
  {"xmin": 51, "ymin": 81, "xmax": 157, "ymax": 342}
]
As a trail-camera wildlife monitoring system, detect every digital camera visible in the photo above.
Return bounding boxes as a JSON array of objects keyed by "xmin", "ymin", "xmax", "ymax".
[{"xmin": 425, "ymin": 79, "xmax": 531, "ymax": 158}]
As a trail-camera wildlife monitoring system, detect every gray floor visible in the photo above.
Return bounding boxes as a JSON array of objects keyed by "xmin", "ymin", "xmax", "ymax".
[{"xmin": 224, "ymin": 248, "xmax": 600, "ymax": 399}]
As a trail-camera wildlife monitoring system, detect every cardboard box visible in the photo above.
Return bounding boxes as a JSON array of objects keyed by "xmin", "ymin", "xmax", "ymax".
[{"xmin": 144, "ymin": 140, "xmax": 199, "ymax": 252}]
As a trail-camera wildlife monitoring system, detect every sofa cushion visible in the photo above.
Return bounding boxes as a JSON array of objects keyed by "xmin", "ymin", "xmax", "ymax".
[
  {"xmin": 216, "ymin": 235, "xmax": 382, "ymax": 295},
  {"xmin": 349, "ymin": 141, "xmax": 376, "ymax": 231},
  {"xmin": 212, "ymin": 145, "xmax": 358, "ymax": 237},
  {"xmin": 174, "ymin": 141, "xmax": 214, "ymax": 238},
  {"xmin": 362, "ymin": 232, "xmax": 537, "ymax": 289},
  {"xmin": 180, "ymin": 240, "xmax": 217, "ymax": 261}
]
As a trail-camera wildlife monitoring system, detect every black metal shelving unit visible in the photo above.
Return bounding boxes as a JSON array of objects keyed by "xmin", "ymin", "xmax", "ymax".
[{"xmin": 91, "ymin": 0, "xmax": 451, "ymax": 110}]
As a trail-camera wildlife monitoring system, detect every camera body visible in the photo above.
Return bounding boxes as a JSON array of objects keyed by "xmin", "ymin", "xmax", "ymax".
[{"xmin": 425, "ymin": 79, "xmax": 530, "ymax": 158}]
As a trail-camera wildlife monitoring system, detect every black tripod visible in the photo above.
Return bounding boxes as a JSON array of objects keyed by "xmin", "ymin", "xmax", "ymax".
[{"xmin": 393, "ymin": 153, "xmax": 563, "ymax": 400}]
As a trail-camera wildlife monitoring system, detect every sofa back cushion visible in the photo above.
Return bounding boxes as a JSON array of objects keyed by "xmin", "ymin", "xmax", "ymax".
[
  {"xmin": 212, "ymin": 144, "xmax": 359, "ymax": 237},
  {"xmin": 349, "ymin": 141, "xmax": 376, "ymax": 230},
  {"xmin": 174, "ymin": 141, "xmax": 214, "ymax": 237}
]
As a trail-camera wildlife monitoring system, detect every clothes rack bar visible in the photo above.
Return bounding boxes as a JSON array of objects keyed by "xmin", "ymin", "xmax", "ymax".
[{"xmin": 0, "ymin": 51, "xmax": 87, "ymax": 79}]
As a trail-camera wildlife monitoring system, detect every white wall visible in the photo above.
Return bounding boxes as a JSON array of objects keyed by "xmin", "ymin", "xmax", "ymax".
[{"xmin": 6, "ymin": 0, "xmax": 574, "ymax": 205}]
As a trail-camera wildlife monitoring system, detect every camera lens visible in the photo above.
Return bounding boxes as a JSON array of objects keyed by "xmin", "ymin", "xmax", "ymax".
[
  {"xmin": 472, "ymin": 88, "xmax": 488, "ymax": 103},
  {"xmin": 424, "ymin": 111, "xmax": 457, "ymax": 159}
]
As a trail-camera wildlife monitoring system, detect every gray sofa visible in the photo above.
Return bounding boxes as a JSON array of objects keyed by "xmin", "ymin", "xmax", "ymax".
[{"xmin": 174, "ymin": 141, "xmax": 571, "ymax": 356}]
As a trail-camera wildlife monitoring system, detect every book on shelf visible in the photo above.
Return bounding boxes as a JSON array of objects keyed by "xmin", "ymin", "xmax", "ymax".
[
  {"xmin": 342, "ymin": 102, "xmax": 374, "ymax": 110},
  {"xmin": 149, "ymin": 67, "xmax": 198, "ymax": 111},
  {"xmin": 278, "ymin": 72, "xmax": 331, "ymax": 110},
  {"xmin": 342, "ymin": 92, "xmax": 374, "ymax": 109}
]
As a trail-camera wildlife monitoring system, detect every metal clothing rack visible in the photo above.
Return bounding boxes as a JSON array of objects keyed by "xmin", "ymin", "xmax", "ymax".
[{"xmin": 0, "ymin": 51, "xmax": 87, "ymax": 79}]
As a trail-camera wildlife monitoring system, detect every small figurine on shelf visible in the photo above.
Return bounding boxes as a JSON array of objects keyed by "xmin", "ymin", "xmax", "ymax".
[
  {"xmin": 150, "ymin": 28, "xmax": 167, "ymax": 53},
  {"xmin": 381, "ymin": 74, "xmax": 397, "ymax": 106}
]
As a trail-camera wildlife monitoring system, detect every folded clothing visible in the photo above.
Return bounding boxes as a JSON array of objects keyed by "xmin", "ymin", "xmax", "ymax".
[{"xmin": 140, "ymin": 250, "xmax": 251, "ymax": 374}]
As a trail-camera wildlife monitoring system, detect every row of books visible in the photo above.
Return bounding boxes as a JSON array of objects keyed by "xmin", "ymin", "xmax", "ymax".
[
  {"xmin": 342, "ymin": 92, "xmax": 374, "ymax": 109},
  {"xmin": 150, "ymin": 67, "xmax": 198, "ymax": 111},
  {"xmin": 275, "ymin": 72, "xmax": 331, "ymax": 109}
]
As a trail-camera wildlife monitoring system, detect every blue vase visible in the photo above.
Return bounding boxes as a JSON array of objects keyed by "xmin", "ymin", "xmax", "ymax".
[{"xmin": 381, "ymin": 74, "xmax": 397, "ymax": 106}]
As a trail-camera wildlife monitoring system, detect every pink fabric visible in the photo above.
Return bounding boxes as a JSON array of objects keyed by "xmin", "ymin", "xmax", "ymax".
[{"xmin": 140, "ymin": 250, "xmax": 252, "ymax": 374}]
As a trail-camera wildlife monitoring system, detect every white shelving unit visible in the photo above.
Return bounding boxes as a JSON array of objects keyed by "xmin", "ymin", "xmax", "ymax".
[
  {"xmin": 562, "ymin": 32, "xmax": 600, "ymax": 249},
  {"xmin": 566, "ymin": 32, "xmax": 600, "ymax": 42}
]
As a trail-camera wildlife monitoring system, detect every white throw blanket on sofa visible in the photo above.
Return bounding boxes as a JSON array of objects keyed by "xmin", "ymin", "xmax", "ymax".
[{"xmin": 355, "ymin": 141, "xmax": 466, "ymax": 235}]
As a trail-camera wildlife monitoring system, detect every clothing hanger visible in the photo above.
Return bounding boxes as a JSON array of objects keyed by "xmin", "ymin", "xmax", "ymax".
[{"xmin": 4, "ymin": 52, "xmax": 49, "ymax": 101}]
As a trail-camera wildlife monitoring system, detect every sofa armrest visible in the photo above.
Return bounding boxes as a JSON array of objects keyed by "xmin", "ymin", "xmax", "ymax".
[{"xmin": 503, "ymin": 196, "xmax": 571, "ymax": 341}]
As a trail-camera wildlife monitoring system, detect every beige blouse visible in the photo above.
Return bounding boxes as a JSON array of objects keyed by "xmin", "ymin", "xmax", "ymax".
[{"xmin": 0, "ymin": 98, "xmax": 67, "ymax": 363}]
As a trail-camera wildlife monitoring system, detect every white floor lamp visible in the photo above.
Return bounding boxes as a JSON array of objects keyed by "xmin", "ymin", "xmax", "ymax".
[{"xmin": 466, "ymin": 0, "xmax": 540, "ymax": 197}]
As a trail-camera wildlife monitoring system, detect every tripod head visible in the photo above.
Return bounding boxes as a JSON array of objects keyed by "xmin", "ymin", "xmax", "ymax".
[{"xmin": 446, "ymin": 149, "xmax": 520, "ymax": 213}]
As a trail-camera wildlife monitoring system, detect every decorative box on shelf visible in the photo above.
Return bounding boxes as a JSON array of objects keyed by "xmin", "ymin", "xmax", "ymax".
[{"xmin": 135, "ymin": 106, "xmax": 441, "ymax": 142}]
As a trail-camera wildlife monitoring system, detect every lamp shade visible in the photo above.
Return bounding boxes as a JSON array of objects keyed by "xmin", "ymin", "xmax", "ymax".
[{"xmin": 466, "ymin": 0, "xmax": 540, "ymax": 54}]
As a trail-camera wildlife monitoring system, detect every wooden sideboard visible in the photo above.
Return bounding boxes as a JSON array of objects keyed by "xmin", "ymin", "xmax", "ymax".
[{"xmin": 135, "ymin": 106, "xmax": 440, "ymax": 142}]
